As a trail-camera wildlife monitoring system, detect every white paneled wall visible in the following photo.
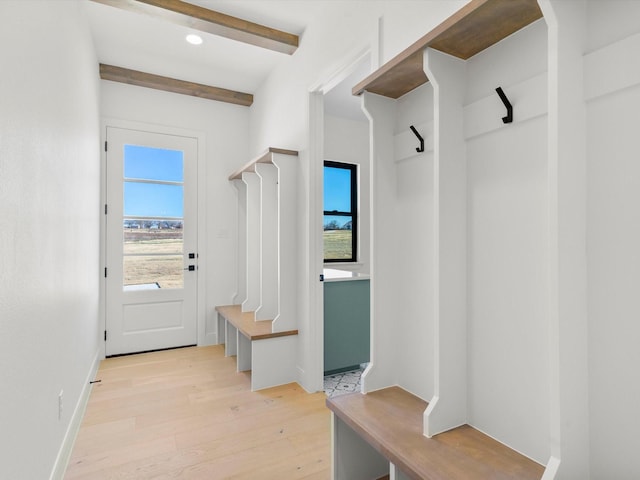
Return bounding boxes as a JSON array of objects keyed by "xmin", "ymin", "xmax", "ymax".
[
  {"xmin": 394, "ymin": 84, "xmax": 435, "ymax": 403},
  {"xmin": 465, "ymin": 17, "xmax": 549, "ymax": 465},
  {"xmin": 585, "ymin": 2, "xmax": 640, "ymax": 477}
]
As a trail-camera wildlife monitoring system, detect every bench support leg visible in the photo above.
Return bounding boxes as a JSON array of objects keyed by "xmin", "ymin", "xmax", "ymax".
[
  {"xmin": 225, "ymin": 322, "xmax": 238, "ymax": 357},
  {"xmin": 237, "ymin": 333, "xmax": 251, "ymax": 372},
  {"xmin": 332, "ymin": 413, "xmax": 389, "ymax": 480}
]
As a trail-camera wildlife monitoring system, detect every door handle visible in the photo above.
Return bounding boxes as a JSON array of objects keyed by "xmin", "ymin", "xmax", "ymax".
[{"xmin": 184, "ymin": 265, "xmax": 196, "ymax": 271}]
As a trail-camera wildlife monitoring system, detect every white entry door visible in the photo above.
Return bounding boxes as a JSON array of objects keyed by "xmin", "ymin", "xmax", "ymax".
[{"xmin": 105, "ymin": 126, "xmax": 198, "ymax": 356}]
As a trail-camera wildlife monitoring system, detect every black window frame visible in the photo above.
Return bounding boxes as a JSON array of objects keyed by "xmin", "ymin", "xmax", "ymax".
[{"xmin": 323, "ymin": 160, "xmax": 358, "ymax": 263}]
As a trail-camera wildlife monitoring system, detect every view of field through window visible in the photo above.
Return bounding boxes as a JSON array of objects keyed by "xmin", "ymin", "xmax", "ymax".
[
  {"xmin": 122, "ymin": 151, "xmax": 355, "ymax": 288},
  {"xmin": 123, "ymin": 145, "xmax": 185, "ymax": 290},
  {"xmin": 324, "ymin": 163, "xmax": 356, "ymax": 261}
]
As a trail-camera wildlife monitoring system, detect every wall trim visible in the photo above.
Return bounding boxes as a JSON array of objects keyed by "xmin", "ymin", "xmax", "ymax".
[
  {"xmin": 584, "ymin": 31, "xmax": 640, "ymax": 102},
  {"xmin": 49, "ymin": 348, "xmax": 101, "ymax": 480},
  {"xmin": 307, "ymin": 48, "xmax": 372, "ymax": 394},
  {"xmin": 464, "ymin": 72, "xmax": 548, "ymax": 141}
]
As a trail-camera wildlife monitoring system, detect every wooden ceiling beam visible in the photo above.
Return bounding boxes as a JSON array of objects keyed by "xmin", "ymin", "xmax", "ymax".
[
  {"xmin": 91, "ymin": 0, "xmax": 299, "ymax": 54},
  {"xmin": 99, "ymin": 64, "xmax": 253, "ymax": 106}
]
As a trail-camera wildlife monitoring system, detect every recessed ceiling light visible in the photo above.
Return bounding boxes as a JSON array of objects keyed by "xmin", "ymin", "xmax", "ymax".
[{"xmin": 186, "ymin": 34, "xmax": 203, "ymax": 45}]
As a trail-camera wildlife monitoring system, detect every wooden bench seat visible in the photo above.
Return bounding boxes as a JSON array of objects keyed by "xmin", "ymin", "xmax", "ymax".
[
  {"xmin": 215, "ymin": 304, "xmax": 298, "ymax": 391},
  {"xmin": 327, "ymin": 386, "xmax": 544, "ymax": 480},
  {"xmin": 215, "ymin": 304, "xmax": 298, "ymax": 340}
]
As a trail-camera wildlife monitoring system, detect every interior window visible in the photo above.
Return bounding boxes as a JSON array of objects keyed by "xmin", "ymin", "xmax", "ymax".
[{"xmin": 324, "ymin": 161, "xmax": 357, "ymax": 262}]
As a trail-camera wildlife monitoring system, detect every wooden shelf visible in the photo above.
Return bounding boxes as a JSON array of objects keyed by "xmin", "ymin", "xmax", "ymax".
[
  {"xmin": 327, "ymin": 386, "xmax": 544, "ymax": 479},
  {"xmin": 215, "ymin": 304, "xmax": 298, "ymax": 340},
  {"xmin": 228, "ymin": 147, "xmax": 298, "ymax": 180},
  {"xmin": 352, "ymin": 0, "xmax": 543, "ymax": 99}
]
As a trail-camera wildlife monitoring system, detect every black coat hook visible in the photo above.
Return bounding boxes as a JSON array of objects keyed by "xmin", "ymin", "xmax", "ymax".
[
  {"xmin": 409, "ymin": 125, "xmax": 425, "ymax": 153},
  {"xmin": 495, "ymin": 87, "xmax": 513, "ymax": 124}
]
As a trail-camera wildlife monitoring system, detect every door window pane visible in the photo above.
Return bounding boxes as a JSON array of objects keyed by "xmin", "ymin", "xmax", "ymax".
[
  {"xmin": 123, "ymin": 221, "xmax": 183, "ymax": 255},
  {"xmin": 122, "ymin": 144, "xmax": 185, "ymax": 290},
  {"xmin": 124, "ymin": 182, "xmax": 183, "ymax": 218},
  {"xmin": 124, "ymin": 145, "xmax": 183, "ymax": 182},
  {"xmin": 123, "ymin": 255, "xmax": 183, "ymax": 290}
]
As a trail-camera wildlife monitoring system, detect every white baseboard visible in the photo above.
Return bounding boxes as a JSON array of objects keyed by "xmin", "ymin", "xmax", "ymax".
[
  {"xmin": 49, "ymin": 349, "xmax": 101, "ymax": 480},
  {"xmin": 297, "ymin": 365, "xmax": 323, "ymax": 394},
  {"xmin": 199, "ymin": 331, "xmax": 218, "ymax": 347}
]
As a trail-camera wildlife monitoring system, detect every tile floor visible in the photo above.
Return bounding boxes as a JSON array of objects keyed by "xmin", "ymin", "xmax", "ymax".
[{"xmin": 323, "ymin": 366, "xmax": 365, "ymax": 397}]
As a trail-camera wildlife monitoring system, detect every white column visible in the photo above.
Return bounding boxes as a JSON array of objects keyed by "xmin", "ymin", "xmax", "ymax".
[
  {"xmin": 360, "ymin": 91, "xmax": 398, "ymax": 393},
  {"xmin": 539, "ymin": 1, "xmax": 589, "ymax": 478},
  {"xmin": 231, "ymin": 179, "xmax": 247, "ymax": 305},
  {"xmin": 423, "ymin": 47, "xmax": 468, "ymax": 437},
  {"xmin": 242, "ymin": 170, "xmax": 261, "ymax": 316},
  {"xmin": 271, "ymin": 152, "xmax": 298, "ymax": 332},
  {"xmin": 255, "ymin": 162, "xmax": 278, "ymax": 321}
]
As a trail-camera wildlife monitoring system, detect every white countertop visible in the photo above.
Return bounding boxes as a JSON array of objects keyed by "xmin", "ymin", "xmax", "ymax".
[{"xmin": 323, "ymin": 268, "xmax": 370, "ymax": 282}]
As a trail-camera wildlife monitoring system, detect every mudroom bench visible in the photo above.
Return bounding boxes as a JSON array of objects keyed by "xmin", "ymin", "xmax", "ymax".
[
  {"xmin": 327, "ymin": 386, "xmax": 544, "ymax": 480},
  {"xmin": 215, "ymin": 304, "xmax": 298, "ymax": 391}
]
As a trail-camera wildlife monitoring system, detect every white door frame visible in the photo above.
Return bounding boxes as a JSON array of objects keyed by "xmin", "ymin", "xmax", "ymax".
[
  {"xmin": 307, "ymin": 47, "xmax": 371, "ymax": 392},
  {"xmin": 99, "ymin": 118, "xmax": 207, "ymax": 359}
]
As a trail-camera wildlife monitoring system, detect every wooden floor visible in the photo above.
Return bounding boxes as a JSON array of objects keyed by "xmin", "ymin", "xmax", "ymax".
[{"xmin": 65, "ymin": 345, "xmax": 331, "ymax": 479}]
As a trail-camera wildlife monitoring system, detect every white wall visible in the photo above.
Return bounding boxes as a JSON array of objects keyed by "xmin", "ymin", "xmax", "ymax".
[
  {"xmin": 393, "ymin": 84, "xmax": 435, "ymax": 402},
  {"xmin": 588, "ymin": 81, "xmax": 640, "ymax": 480},
  {"xmin": 0, "ymin": 1, "xmax": 101, "ymax": 478},
  {"xmin": 324, "ymin": 114, "xmax": 370, "ymax": 274},
  {"xmin": 247, "ymin": 0, "xmax": 465, "ymax": 392},
  {"xmin": 586, "ymin": 0, "xmax": 640, "ymax": 53},
  {"xmin": 465, "ymin": 19, "xmax": 549, "ymax": 465},
  {"xmin": 100, "ymin": 81, "xmax": 250, "ymax": 345},
  {"xmin": 586, "ymin": 1, "xmax": 640, "ymax": 477}
]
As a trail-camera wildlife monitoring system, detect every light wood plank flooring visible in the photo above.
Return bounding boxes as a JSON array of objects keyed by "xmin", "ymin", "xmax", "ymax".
[{"xmin": 65, "ymin": 345, "xmax": 330, "ymax": 479}]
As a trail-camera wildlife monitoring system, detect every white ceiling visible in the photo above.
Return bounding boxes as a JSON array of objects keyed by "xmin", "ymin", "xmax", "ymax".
[
  {"xmin": 324, "ymin": 58, "xmax": 370, "ymax": 122},
  {"xmin": 84, "ymin": 0, "xmax": 366, "ymax": 120}
]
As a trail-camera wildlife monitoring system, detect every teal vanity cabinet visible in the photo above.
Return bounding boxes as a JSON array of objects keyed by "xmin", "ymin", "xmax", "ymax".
[{"xmin": 323, "ymin": 269, "xmax": 370, "ymax": 374}]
